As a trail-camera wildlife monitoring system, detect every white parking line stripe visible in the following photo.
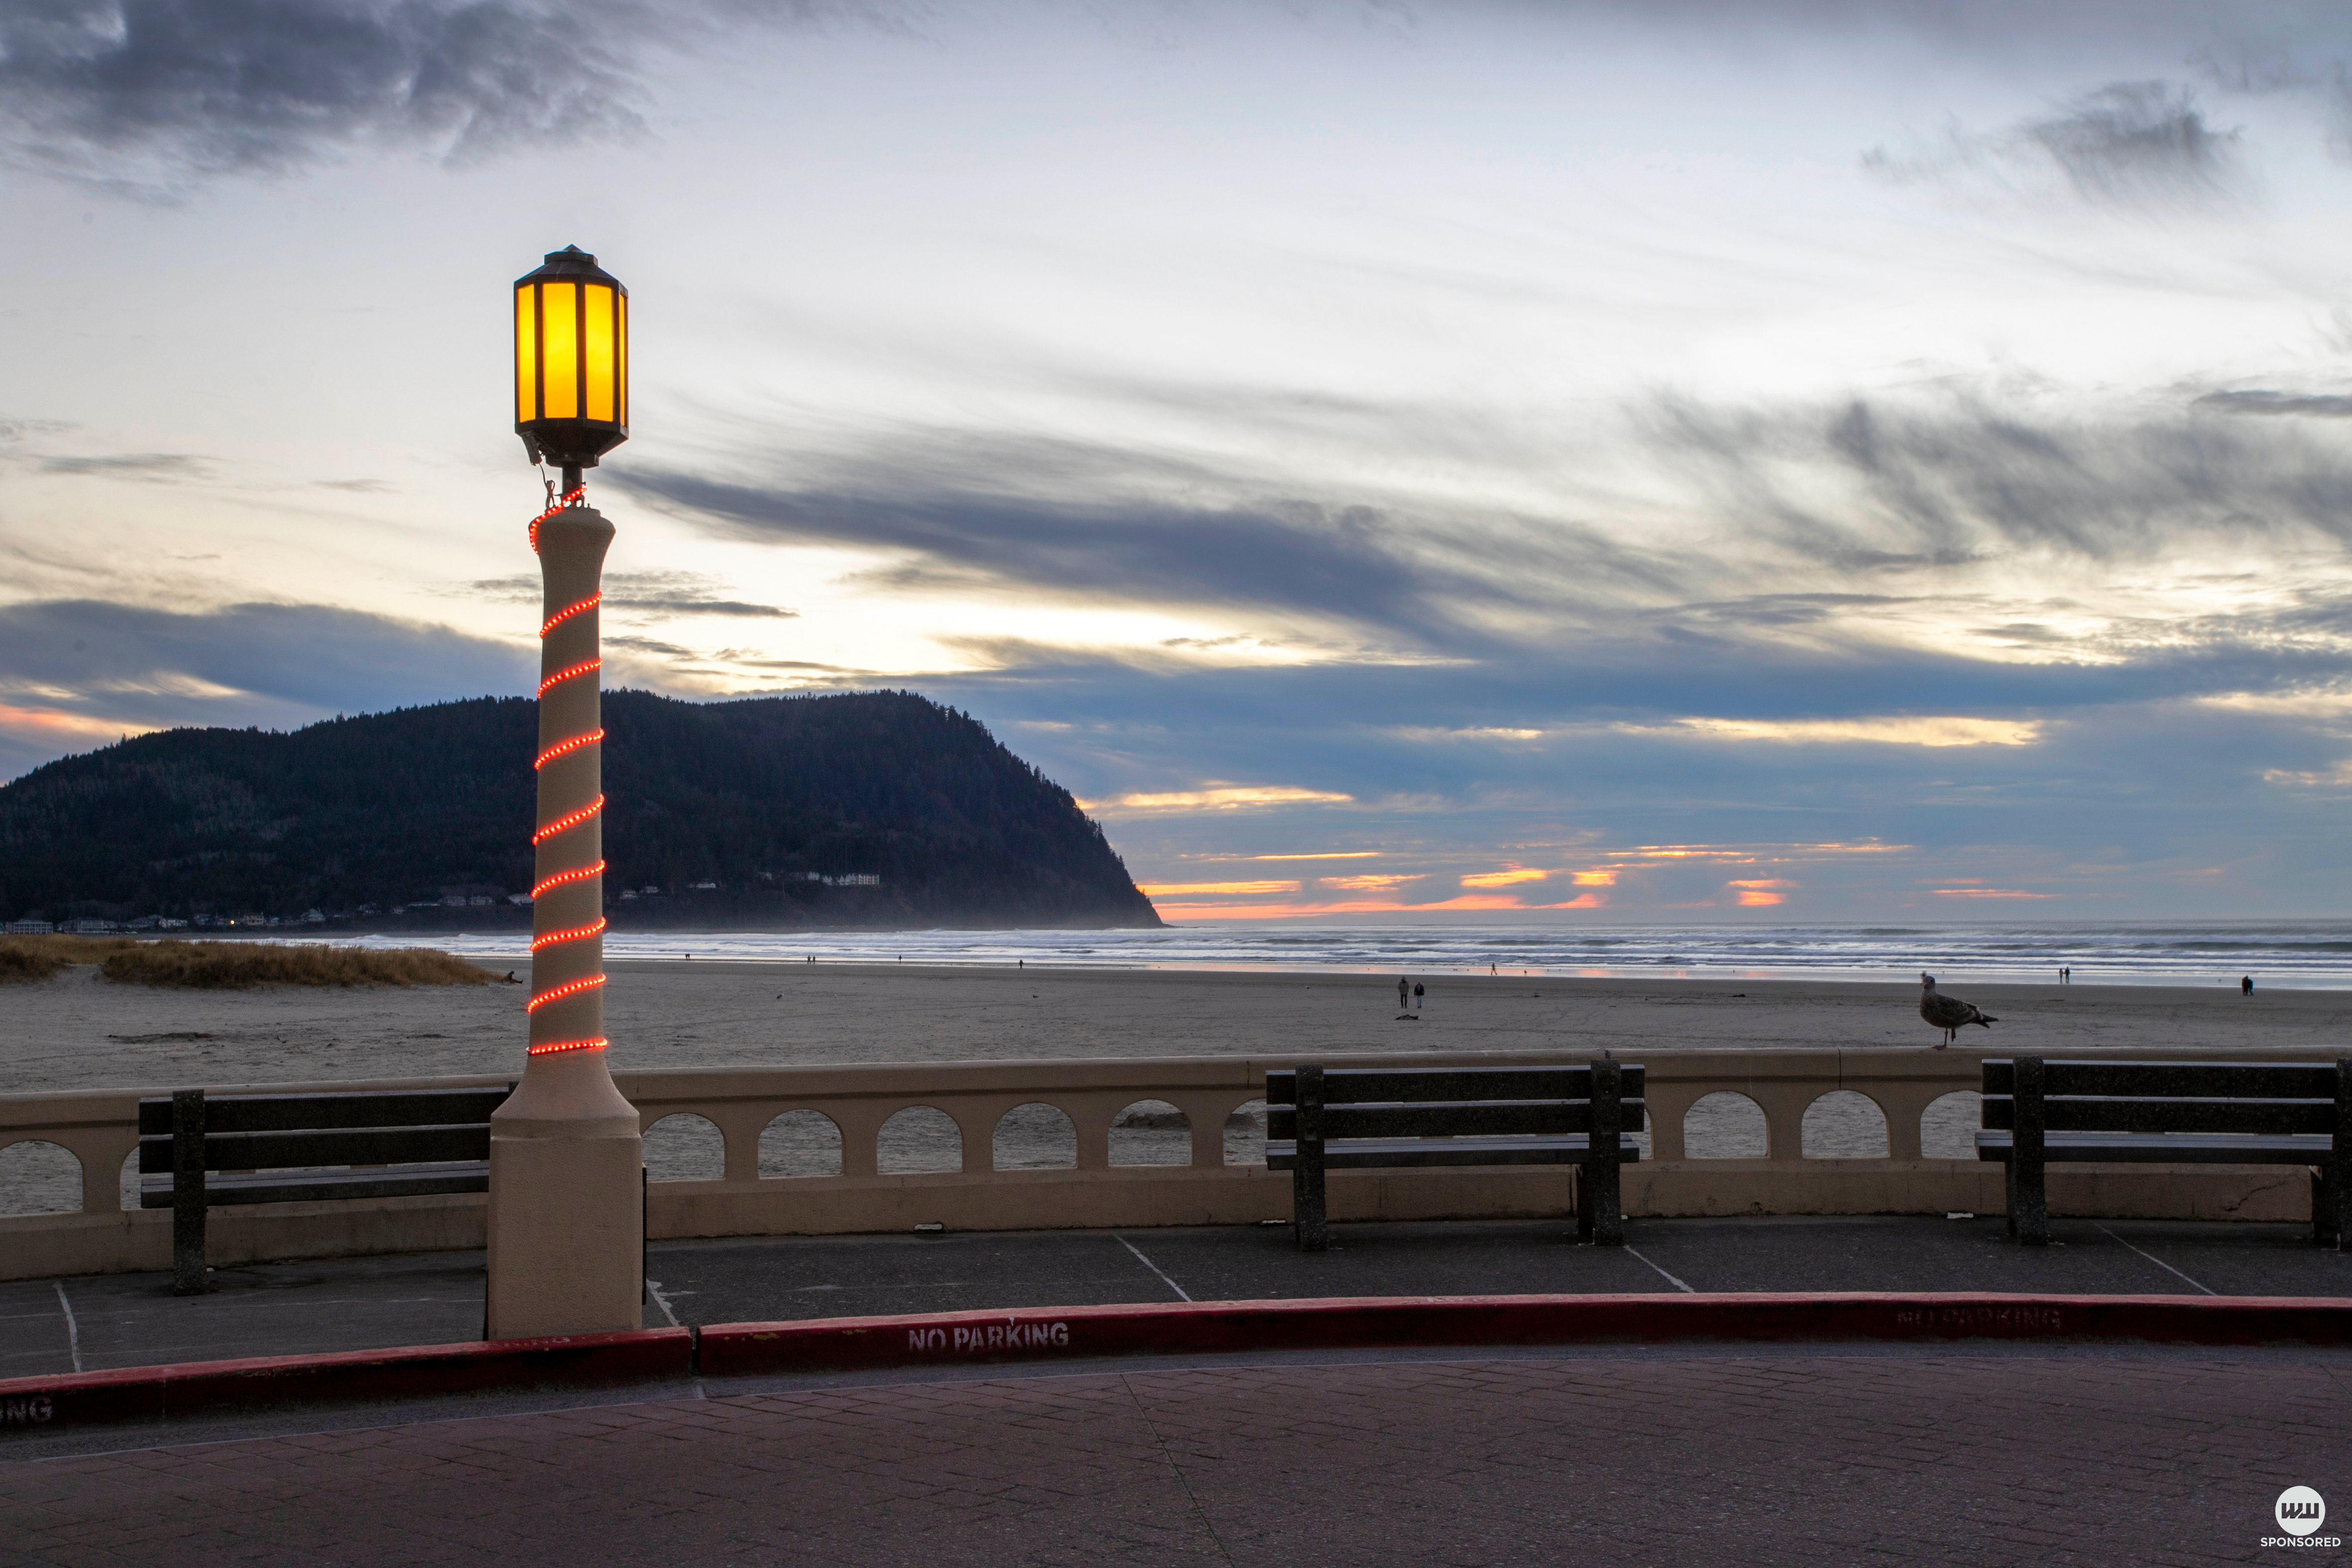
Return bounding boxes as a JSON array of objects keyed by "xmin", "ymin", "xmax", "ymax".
[
  {"xmin": 2095, "ymin": 1225, "xmax": 2215, "ymax": 1296},
  {"xmin": 1115, "ymin": 1236, "xmax": 1192, "ymax": 1301},
  {"xmin": 54, "ymin": 1280, "xmax": 82, "ymax": 1373},
  {"xmin": 1624, "ymin": 1245, "xmax": 1695, "ymax": 1293}
]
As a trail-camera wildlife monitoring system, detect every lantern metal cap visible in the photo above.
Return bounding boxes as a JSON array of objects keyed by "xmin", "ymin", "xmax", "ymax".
[{"xmin": 515, "ymin": 245, "xmax": 625, "ymax": 291}]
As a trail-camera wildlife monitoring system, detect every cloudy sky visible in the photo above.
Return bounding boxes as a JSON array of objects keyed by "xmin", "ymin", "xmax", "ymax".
[{"xmin": 8, "ymin": 1, "xmax": 2352, "ymax": 923}]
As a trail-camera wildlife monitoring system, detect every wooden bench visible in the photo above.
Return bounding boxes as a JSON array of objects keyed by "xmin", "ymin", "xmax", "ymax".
[
  {"xmin": 139, "ymin": 1086, "xmax": 511, "ymax": 1294},
  {"xmin": 1977, "ymin": 1057, "xmax": 2349, "ymax": 1248},
  {"xmin": 1265, "ymin": 1062, "xmax": 1644, "ymax": 1250}
]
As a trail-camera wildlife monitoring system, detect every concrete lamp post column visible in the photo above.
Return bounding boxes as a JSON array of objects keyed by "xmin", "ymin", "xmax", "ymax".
[
  {"xmin": 486, "ymin": 497, "xmax": 643, "ymax": 1338},
  {"xmin": 487, "ymin": 244, "xmax": 643, "ymax": 1339}
]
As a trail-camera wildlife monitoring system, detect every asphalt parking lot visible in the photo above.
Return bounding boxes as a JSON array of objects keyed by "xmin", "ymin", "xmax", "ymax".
[{"xmin": 3, "ymin": 1213, "xmax": 2345, "ymax": 1379}]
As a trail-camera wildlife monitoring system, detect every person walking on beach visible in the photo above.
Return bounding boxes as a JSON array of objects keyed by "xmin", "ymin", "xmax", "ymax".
[
  {"xmin": 1413, "ymin": 981, "xmax": 1426, "ymax": 1014},
  {"xmin": 2241, "ymin": 975, "xmax": 2253, "ymax": 996},
  {"xmin": 1398, "ymin": 976, "xmax": 1410, "ymax": 1012}
]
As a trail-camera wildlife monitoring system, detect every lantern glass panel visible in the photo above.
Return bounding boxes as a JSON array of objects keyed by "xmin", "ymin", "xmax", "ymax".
[
  {"xmin": 617, "ymin": 292, "xmax": 628, "ymax": 427},
  {"xmin": 583, "ymin": 284, "xmax": 617, "ymax": 423},
  {"xmin": 514, "ymin": 285, "xmax": 536, "ymax": 423},
  {"xmin": 542, "ymin": 282, "xmax": 578, "ymax": 420}
]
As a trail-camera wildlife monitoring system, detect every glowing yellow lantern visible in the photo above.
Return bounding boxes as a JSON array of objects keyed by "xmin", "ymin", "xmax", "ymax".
[{"xmin": 514, "ymin": 246, "xmax": 628, "ymax": 483}]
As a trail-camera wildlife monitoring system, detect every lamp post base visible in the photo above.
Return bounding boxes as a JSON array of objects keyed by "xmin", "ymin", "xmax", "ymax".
[{"xmin": 486, "ymin": 1114, "xmax": 644, "ymax": 1339}]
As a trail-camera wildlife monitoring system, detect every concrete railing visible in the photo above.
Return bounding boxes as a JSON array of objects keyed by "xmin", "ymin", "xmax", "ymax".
[{"xmin": 0, "ymin": 1049, "xmax": 2323, "ymax": 1281}]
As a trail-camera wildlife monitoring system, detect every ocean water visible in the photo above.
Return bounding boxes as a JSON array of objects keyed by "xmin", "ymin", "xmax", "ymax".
[{"xmin": 361, "ymin": 920, "xmax": 2352, "ymax": 989}]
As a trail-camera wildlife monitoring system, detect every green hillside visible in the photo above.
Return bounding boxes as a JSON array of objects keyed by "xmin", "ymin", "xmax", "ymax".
[{"xmin": 0, "ymin": 691, "xmax": 1162, "ymax": 930}]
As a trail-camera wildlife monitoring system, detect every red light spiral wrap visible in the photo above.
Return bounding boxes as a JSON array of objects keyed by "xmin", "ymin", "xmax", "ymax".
[
  {"xmin": 537, "ymin": 658, "xmax": 602, "ymax": 697},
  {"xmin": 526, "ymin": 973, "xmax": 606, "ymax": 1013},
  {"xmin": 530, "ymin": 859, "xmax": 605, "ymax": 900},
  {"xmin": 531, "ymin": 917, "xmax": 607, "ymax": 953},
  {"xmin": 528, "ymin": 1036, "xmax": 608, "ymax": 1056},
  {"xmin": 534, "ymin": 727, "xmax": 604, "ymax": 770},
  {"xmin": 527, "ymin": 487, "xmax": 610, "ymax": 1060},
  {"xmin": 528, "ymin": 486, "xmax": 585, "ymax": 553},
  {"xmin": 540, "ymin": 593, "xmax": 601, "ymax": 638},
  {"xmin": 532, "ymin": 794, "xmax": 604, "ymax": 845}
]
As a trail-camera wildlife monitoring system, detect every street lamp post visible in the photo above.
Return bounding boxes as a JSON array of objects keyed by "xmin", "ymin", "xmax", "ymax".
[{"xmin": 485, "ymin": 246, "xmax": 643, "ymax": 1339}]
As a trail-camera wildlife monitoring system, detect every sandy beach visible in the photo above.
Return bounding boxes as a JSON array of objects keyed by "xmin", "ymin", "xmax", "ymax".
[
  {"xmin": 5, "ymin": 960, "xmax": 2349, "ymax": 1204},
  {"xmin": 6, "ymin": 960, "xmax": 2347, "ymax": 1096}
]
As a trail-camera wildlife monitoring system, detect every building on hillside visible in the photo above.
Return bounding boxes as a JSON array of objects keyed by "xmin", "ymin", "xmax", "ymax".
[{"xmin": 3, "ymin": 920, "xmax": 55, "ymax": 935}]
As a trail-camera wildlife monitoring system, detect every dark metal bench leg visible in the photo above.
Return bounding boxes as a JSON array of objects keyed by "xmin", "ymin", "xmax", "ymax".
[
  {"xmin": 2324, "ymin": 1059, "xmax": 2351, "ymax": 1250},
  {"xmin": 171, "ymin": 1088, "xmax": 211, "ymax": 1295},
  {"xmin": 1294, "ymin": 1064, "xmax": 1329, "ymax": 1252},
  {"xmin": 1586, "ymin": 1059, "xmax": 1624, "ymax": 1246},
  {"xmin": 2013, "ymin": 1056, "xmax": 2048, "ymax": 1247}
]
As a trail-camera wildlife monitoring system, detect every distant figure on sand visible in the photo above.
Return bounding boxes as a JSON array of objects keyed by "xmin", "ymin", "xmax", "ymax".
[
  {"xmin": 1919, "ymin": 972, "xmax": 1996, "ymax": 1048},
  {"xmin": 1398, "ymin": 976, "xmax": 1410, "ymax": 1011},
  {"xmin": 2241, "ymin": 975, "xmax": 2253, "ymax": 996},
  {"xmin": 1413, "ymin": 982, "xmax": 1425, "ymax": 1013}
]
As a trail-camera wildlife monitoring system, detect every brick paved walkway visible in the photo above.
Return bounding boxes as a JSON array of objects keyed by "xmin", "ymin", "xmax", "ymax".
[{"xmin": 7, "ymin": 1351, "xmax": 2347, "ymax": 1565}]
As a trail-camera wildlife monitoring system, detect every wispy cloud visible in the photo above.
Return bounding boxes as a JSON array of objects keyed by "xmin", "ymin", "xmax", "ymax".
[
  {"xmin": 1081, "ymin": 784, "xmax": 1356, "ymax": 813},
  {"xmin": 0, "ymin": 597, "xmax": 531, "ymax": 778},
  {"xmin": 1640, "ymin": 716, "xmax": 2044, "ymax": 747},
  {"xmin": 2193, "ymin": 390, "xmax": 2352, "ymax": 418},
  {"xmin": 458, "ymin": 570, "xmax": 795, "ymax": 619},
  {"xmin": 0, "ymin": 0, "xmax": 641, "ymax": 189},
  {"xmin": 39, "ymin": 453, "xmax": 210, "ymax": 481},
  {"xmin": 1460, "ymin": 866, "xmax": 1547, "ymax": 888},
  {"xmin": 1863, "ymin": 80, "xmax": 2244, "ymax": 208}
]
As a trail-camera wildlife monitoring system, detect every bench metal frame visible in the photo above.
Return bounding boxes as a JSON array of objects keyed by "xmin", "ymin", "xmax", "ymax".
[
  {"xmin": 1265, "ymin": 1062, "xmax": 1644, "ymax": 1250},
  {"xmin": 138, "ymin": 1087, "xmax": 510, "ymax": 1295},
  {"xmin": 1976, "ymin": 1057, "xmax": 2349, "ymax": 1249}
]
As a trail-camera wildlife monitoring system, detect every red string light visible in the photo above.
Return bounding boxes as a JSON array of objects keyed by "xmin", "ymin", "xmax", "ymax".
[
  {"xmin": 540, "ymin": 592, "xmax": 601, "ymax": 638},
  {"xmin": 534, "ymin": 727, "xmax": 604, "ymax": 770},
  {"xmin": 527, "ymin": 487, "xmax": 609, "ymax": 1062},
  {"xmin": 532, "ymin": 794, "xmax": 604, "ymax": 845},
  {"xmin": 531, "ymin": 859, "xmax": 606, "ymax": 900},
  {"xmin": 527, "ymin": 1037, "xmax": 608, "ymax": 1056},
  {"xmin": 528, "ymin": 486, "xmax": 586, "ymax": 553},
  {"xmin": 531, "ymin": 917, "xmax": 607, "ymax": 953},
  {"xmin": 526, "ymin": 973, "xmax": 606, "ymax": 1013},
  {"xmin": 537, "ymin": 658, "xmax": 602, "ymax": 697}
]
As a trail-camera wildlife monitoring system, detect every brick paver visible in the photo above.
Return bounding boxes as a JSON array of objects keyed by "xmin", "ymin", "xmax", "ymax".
[{"xmin": 5, "ymin": 1353, "xmax": 2347, "ymax": 1565}]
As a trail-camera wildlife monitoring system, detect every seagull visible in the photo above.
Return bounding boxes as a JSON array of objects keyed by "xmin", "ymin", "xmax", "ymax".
[{"xmin": 1919, "ymin": 972, "xmax": 1995, "ymax": 1048}]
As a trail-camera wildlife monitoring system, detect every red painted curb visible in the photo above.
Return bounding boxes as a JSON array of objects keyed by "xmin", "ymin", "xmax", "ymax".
[
  {"xmin": 5, "ymin": 1294, "xmax": 2343, "ymax": 1439},
  {"xmin": 698, "ymin": 1292, "xmax": 2352, "ymax": 1378},
  {"xmin": 0, "ymin": 1327, "xmax": 691, "ymax": 1436}
]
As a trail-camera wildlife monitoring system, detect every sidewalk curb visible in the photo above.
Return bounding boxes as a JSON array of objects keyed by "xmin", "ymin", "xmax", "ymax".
[
  {"xmin": 0, "ymin": 1328, "xmax": 690, "ymax": 1436},
  {"xmin": 4, "ymin": 1294, "xmax": 2344, "ymax": 1439},
  {"xmin": 698, "ymin": 1292, "xmax": 2352, "ymax": 1377}
]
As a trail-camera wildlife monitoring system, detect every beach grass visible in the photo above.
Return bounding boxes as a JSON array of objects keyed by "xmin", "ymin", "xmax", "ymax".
[{"xmin": 0, "ymin": 935, "xmax": 492, "ymax": 989}]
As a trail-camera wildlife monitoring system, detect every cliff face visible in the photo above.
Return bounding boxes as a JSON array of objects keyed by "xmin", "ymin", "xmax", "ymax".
[{"xmin": 0, "ymin": 691, "xmax": 1162, "ymax": 930}]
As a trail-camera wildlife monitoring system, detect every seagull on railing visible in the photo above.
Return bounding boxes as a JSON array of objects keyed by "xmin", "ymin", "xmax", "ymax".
[{"xmin": 1920, "ymin": 972, "xmax": 1996, "ymax": 1048}]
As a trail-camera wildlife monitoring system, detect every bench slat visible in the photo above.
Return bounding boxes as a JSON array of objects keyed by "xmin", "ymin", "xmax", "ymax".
[
  {"xmin": 138, "ymin": 1161, "xmax": 490, "ymax": 1208},
  {"xmin": 137, "ymin": 1088, "xmax": 508, "ymax": 1136},
  {"xmin": 1268, "ymin": 1099, "xmax": 1647, "ymax": 1140},
  {"xmin": 1976, "ymin": 1130, "xmax": 2331, "ymax": 1165},
  {"xmin": 138, "ymin": 1123, "xmax": 494, "ymax": 1174},
  {"xmin": 1267, "ymin": 1134, "xmax": 1643, "ymax": 1169},
  {"xmin": 1980, "ymin": 1095, "xmax": 2333, "ymax": 1136},
  {"xmin": 1264, "ymin": 1066, "xmax": 1644, "ymax": 1105},
  {"xmin": 1980, "ymin": 1061, "xmax": 2337, "ymax": 1099}
]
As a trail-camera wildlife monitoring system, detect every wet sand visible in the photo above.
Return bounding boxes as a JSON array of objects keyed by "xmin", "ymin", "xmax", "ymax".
[{"xmin": 5, "ymin": 960, "xmax": 2345, "ymax": 1096}]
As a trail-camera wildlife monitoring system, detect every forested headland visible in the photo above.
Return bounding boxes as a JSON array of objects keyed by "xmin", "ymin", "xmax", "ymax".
[{"xmin": 0, "ymin": 691, "xmax": 1162, "ymax": 932}]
